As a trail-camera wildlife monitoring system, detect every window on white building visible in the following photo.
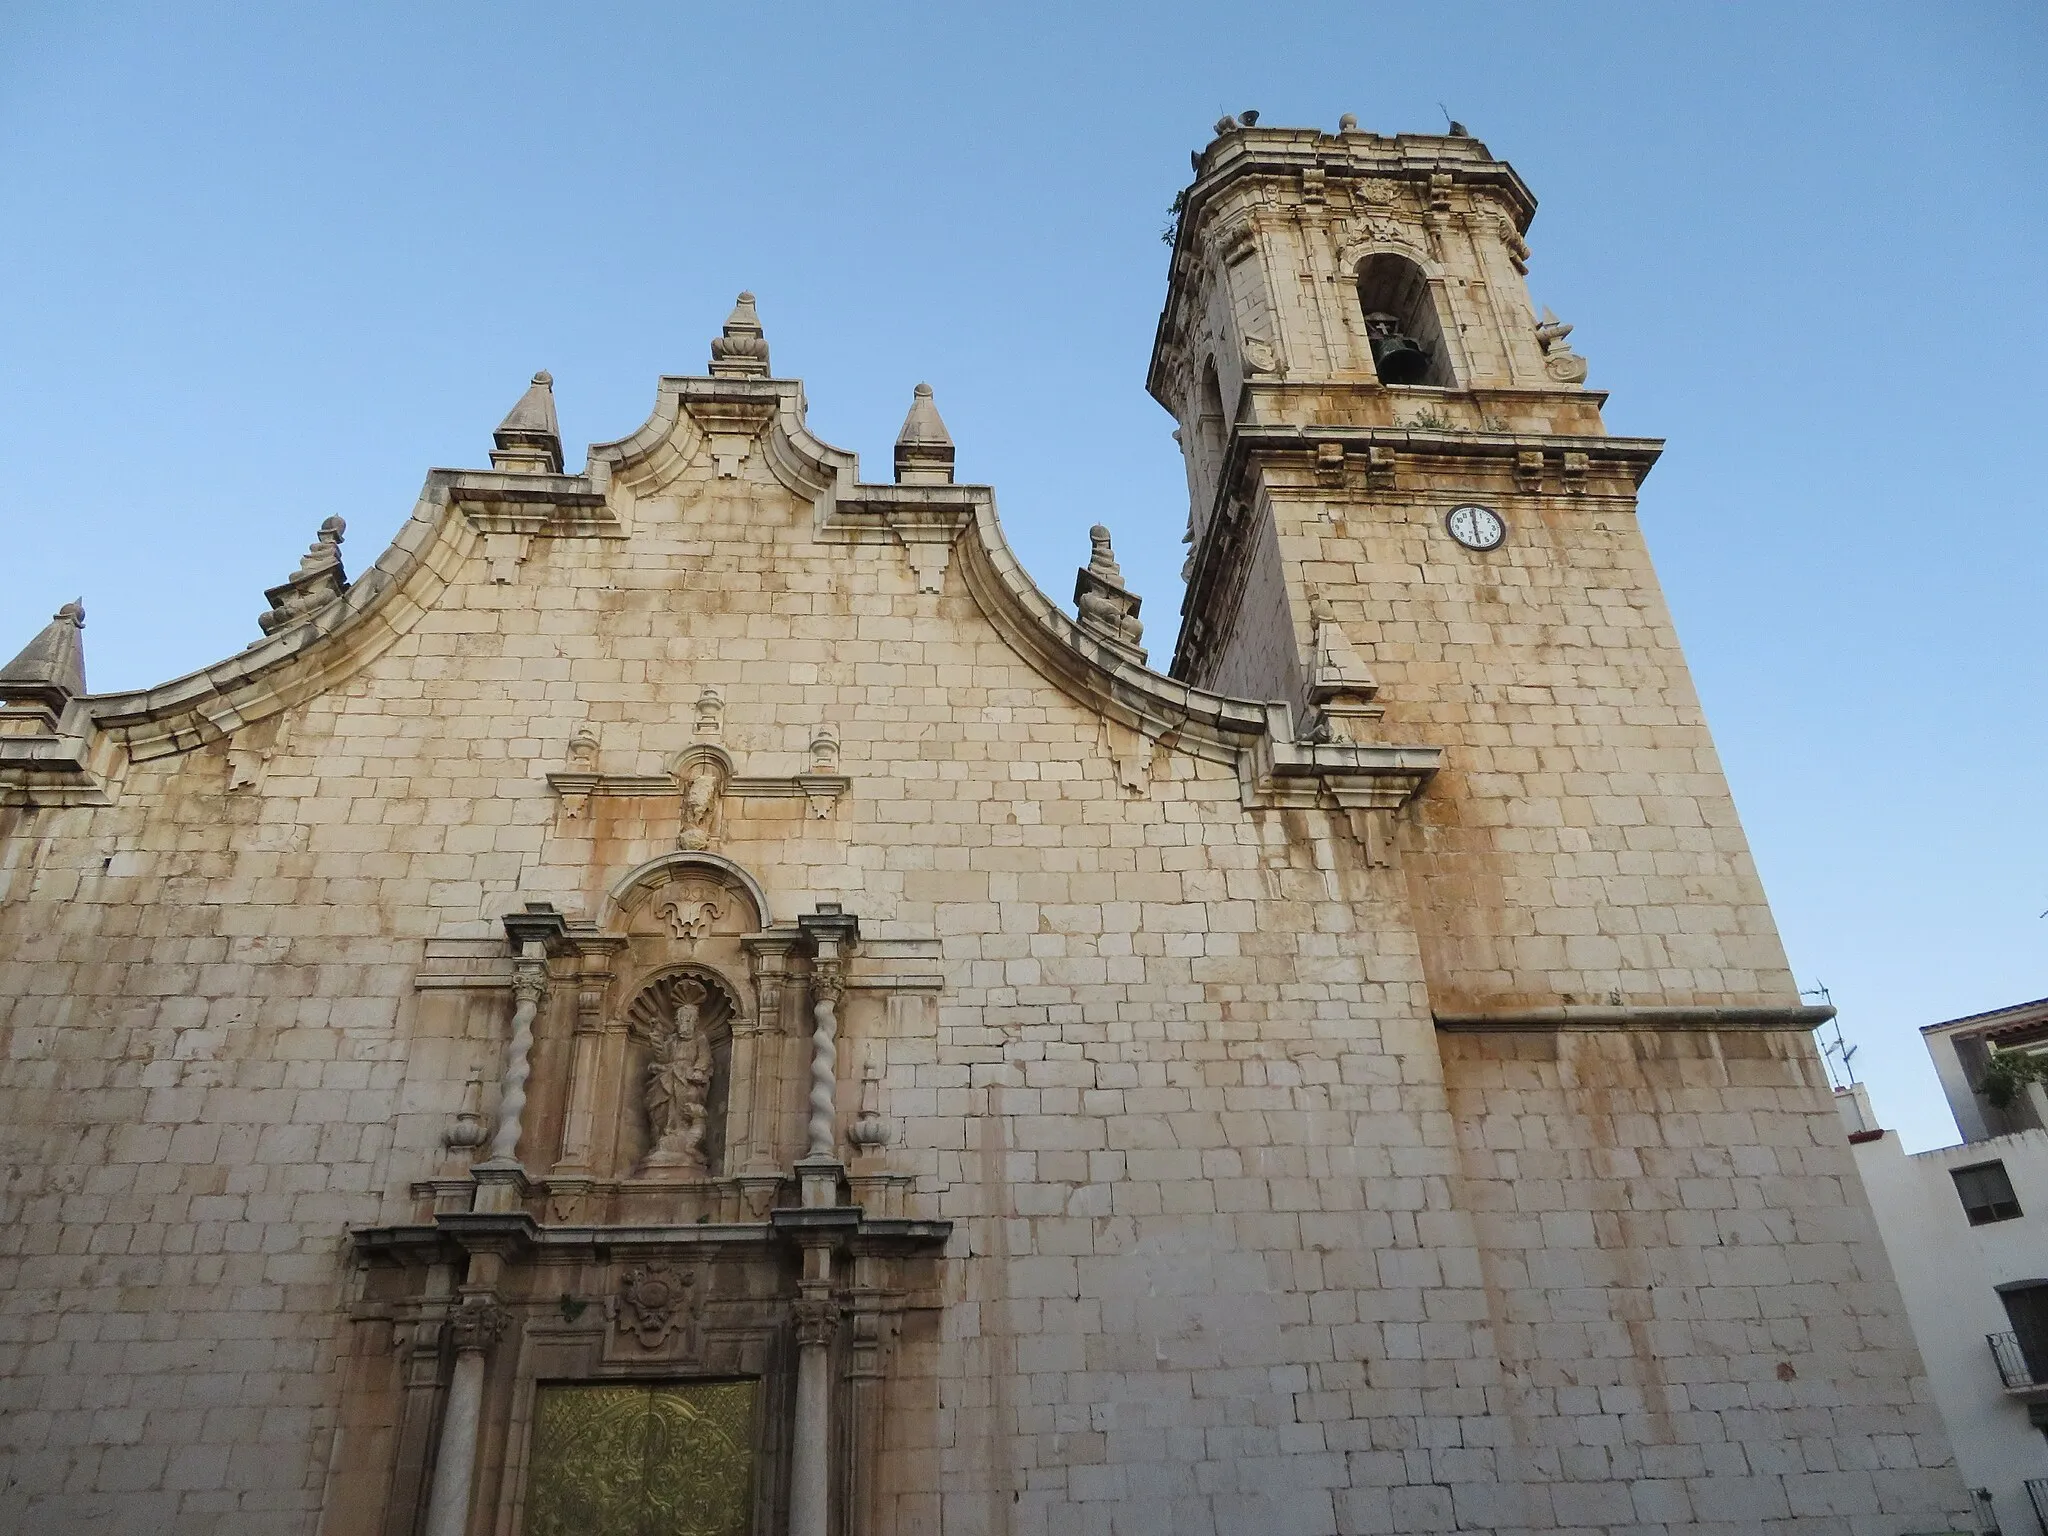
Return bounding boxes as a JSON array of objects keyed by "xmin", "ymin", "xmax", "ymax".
[{"xmin": 1954, "ymin": 1160, "xmax": 2023, "ymax": 1225}]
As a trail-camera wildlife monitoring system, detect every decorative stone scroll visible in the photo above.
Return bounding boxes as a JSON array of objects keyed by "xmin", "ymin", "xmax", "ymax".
[
  {"xmin": 657, "ymin": 880, "xmax": 725, "ymax": 951},
  {"xmin": 1535, "ymin": 307, "xmax": 1589, "ymax": 384}
]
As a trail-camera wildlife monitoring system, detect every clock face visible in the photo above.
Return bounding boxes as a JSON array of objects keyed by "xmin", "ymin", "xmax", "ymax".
[{"xmin": 1445, "ymin": 504, "xmax": 1506, "ymax": 551}]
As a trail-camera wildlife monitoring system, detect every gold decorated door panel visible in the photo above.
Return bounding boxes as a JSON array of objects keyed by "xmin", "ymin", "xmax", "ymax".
[{"xmin": 524, "ymin": 1380, "xmax": 758, "ymax": 1536}]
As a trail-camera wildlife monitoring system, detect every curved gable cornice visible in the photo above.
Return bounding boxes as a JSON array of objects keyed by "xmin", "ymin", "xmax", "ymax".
[{"xmin": 21, "ymin": 370, "xmax": 1437, "ymax": 818}]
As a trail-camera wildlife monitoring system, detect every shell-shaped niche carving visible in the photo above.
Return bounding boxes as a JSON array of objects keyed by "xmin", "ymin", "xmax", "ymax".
[{"xmin": 625, "ymin": 968, "xmax": 740, "ymax": 1178}]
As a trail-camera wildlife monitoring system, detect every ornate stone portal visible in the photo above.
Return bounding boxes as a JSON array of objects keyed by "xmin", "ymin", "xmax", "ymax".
[{"xmin": 346, "ymin": 856, "xmax": 945, "ymax": 1536}]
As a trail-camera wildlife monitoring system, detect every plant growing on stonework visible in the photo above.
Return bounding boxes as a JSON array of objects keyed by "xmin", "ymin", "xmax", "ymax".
[
  {"xmin": 1977, "ymin": 1046, "xmax": 2048, "ymax": 1109},
  {"xmin": 1161, "ymin": 187, "xmax": 1187, "ymax": 246}
]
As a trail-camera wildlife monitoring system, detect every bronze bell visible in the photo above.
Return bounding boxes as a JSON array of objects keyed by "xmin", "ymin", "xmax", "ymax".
[{"xmin": 1364, "ymin": 311, "xmax": 1432, "ymax": 385}]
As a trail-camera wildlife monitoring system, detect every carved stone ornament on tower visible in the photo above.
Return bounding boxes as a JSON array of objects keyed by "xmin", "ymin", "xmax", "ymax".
[
  {"xmin": 893, "ymin": 382, "xmax": 956, "ymax": 486},
  {"xmin": 258, "ymin": 517, "xmax": 348, "ymax": 636},
  {"xmin": 847, "ymin": 1053, "xmax": 893, "ymax": 1157},
  {"xmin": 1535, "ymin": 306, "xmax": 1589, "ymax": 384},
  {"xmin": 693, "ymin": 685, "xmax": 724, "ymax": 740},
  {"xmin": 1486, "ymin": 207, "xmax": 1532, "ymax": 274},
  {"xmin": 1072, "ymin": 525, "xmax": 1147, "ymax": 668},
  {"xmin": 1304, "ymin": 587, "xmax": 1384, "ymax": 746},
  {"xmin": 489, "ymin": 371, "xmax": 564, "ymax": 474},
  {"xmin": 565, "ymin": 724, "xmax": 599, "ymax": 771}
]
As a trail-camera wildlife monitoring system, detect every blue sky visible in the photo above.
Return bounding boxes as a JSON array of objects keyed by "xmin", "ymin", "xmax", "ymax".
[{"xmin": 2, "ymin": 3, "xmax": 2042, "ymax": 1148}]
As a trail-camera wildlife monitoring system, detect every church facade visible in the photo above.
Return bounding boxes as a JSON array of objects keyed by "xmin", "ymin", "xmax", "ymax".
[{"xmin": 0, "ymin": 119, "xmax": 1971, "ymax": 1535}]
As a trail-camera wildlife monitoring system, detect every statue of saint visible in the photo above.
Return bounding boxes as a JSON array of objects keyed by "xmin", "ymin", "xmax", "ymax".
[
  {"xmin": 643, "ymin": 985, "xmax": 713, "ymax": 1170},
  {"xmin": 678, "ymin": 758, "xmax": 722, "ymax": 850}
]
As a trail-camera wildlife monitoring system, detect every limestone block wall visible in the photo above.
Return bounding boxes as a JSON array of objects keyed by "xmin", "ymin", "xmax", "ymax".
[
  {"xmin": 1258, "ymin": 462, "xmax": 1795, "ymax": 1016},
  {"xmin": 0, "ymin": 368, "xmax": 1969, "ymax": 1536},
  {"xmin": 1440, "ymin": 1028, "xmax": 1955, "ymax": 1534}
]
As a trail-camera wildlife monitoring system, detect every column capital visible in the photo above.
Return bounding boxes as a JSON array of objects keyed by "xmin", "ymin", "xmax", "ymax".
[
  {"xmin": 800, "ymin": 905, "xmax": 859, "ymax": 1005},
  {"xmin": 792, "ymin": 1296, "xmax": 838, "ymax": 1350},
  {"xmin": 447, "ymin": 1297, "xmax": 510, "ymax": 1356}
]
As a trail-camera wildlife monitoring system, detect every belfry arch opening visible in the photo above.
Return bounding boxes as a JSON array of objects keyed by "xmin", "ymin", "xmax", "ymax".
[
  {"xmin": 1356, "ymin": 252, "xmax": 1455, "ymax": 388},
  {"xmin": 1196, "ymin": 358, "xmax": 1228, "ymax": 476}
]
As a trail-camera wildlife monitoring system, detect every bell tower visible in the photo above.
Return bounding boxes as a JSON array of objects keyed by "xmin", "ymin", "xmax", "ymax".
[{"xmin": 1152, "ymin": 115, "xmax": 1800, "ymax": 1017}]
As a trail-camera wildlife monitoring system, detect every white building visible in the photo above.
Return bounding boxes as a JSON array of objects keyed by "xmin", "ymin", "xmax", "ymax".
[{"xmin": 1844, "ymin": 996, "xmax": 2048, "ymax": 1536}]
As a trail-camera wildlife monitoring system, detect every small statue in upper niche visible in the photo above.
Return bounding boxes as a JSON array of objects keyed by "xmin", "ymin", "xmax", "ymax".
[
  {"xmin": 643, "ymin": 983, "xmax": 713, "ymax": 1171},
  {"xmin": 677, "ymin": 756, "xmax": 724, "ymax": 851}
]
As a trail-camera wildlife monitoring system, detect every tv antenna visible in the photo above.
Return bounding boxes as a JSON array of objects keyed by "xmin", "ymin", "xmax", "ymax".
[{"xmin": 1803, "ymin": 981, "xmax": 1858, "ymax": 1091}]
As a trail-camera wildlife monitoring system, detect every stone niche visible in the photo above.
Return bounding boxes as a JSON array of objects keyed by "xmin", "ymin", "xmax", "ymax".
[{"xmin": 537, "ymin": 852, "xmax": 818, "ymax": 1228}]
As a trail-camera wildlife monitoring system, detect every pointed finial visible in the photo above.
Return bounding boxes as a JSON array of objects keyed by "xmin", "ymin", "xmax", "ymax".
[
  {"xmin": 1074, "ymin": 525, "xmax": 1146, "ymax": 666},
  {"xmin": 491, "ymin": 370, "xmax": 564, "ymax": 473},
  {"xmin": 1086, "ymin": 526, "xmax": 1126, "ymax": 589},
  {"xmin": 0, "ymin": 598, "xmax": 89, "ymax": 718},
  {"xmin": 894, "ymin": 382, "xmax": 956, "ymax": 485},
  {"xmin": 1304, "ymin": 587, "xmax": 1382, "ymax": 743},
  {"xmin": 258, "ymin": 517, "xmax": 351, "ymax": 636},
  {"xmin": 709, "ymin": 291, "xmax": 771, "ymax": 378}
]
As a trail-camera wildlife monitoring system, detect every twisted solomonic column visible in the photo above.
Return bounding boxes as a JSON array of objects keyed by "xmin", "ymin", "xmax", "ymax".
[
  {"xmin": 805, "ymin": 954, "xmax": 843, "ymax": 1160},
  {"xmin": 488, "ymin": 942, "xmax": 549, "ymax": 1165}
]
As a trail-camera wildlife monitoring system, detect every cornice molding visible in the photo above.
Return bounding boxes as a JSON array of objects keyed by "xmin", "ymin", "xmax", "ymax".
[{"xmin": 1434, "ymin": 1004, "xmax": 1836, "ymax": 1033}]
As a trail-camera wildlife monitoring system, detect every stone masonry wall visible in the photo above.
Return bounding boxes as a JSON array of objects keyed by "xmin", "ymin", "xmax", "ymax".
[
  {"xmin": 0, "ymin": 378, "xmax": 1967, "ymax": 1536},
  {"xmin": 1265, "ymin": 462, "xmax": 1796, "ymax": 1017}
]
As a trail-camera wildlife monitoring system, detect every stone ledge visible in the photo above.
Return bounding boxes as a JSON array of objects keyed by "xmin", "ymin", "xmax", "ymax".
[
  {"xmin": 352, "ymin": 1209, "xmax": 951, "ymax": 1263},
  {"xmin": 0, "ymin": 729, "xmax": 116, "ymax": 807},
  {"xmin": 1435, "ymin": 1003, "xmax": 1838, "ymax": 1032}
]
